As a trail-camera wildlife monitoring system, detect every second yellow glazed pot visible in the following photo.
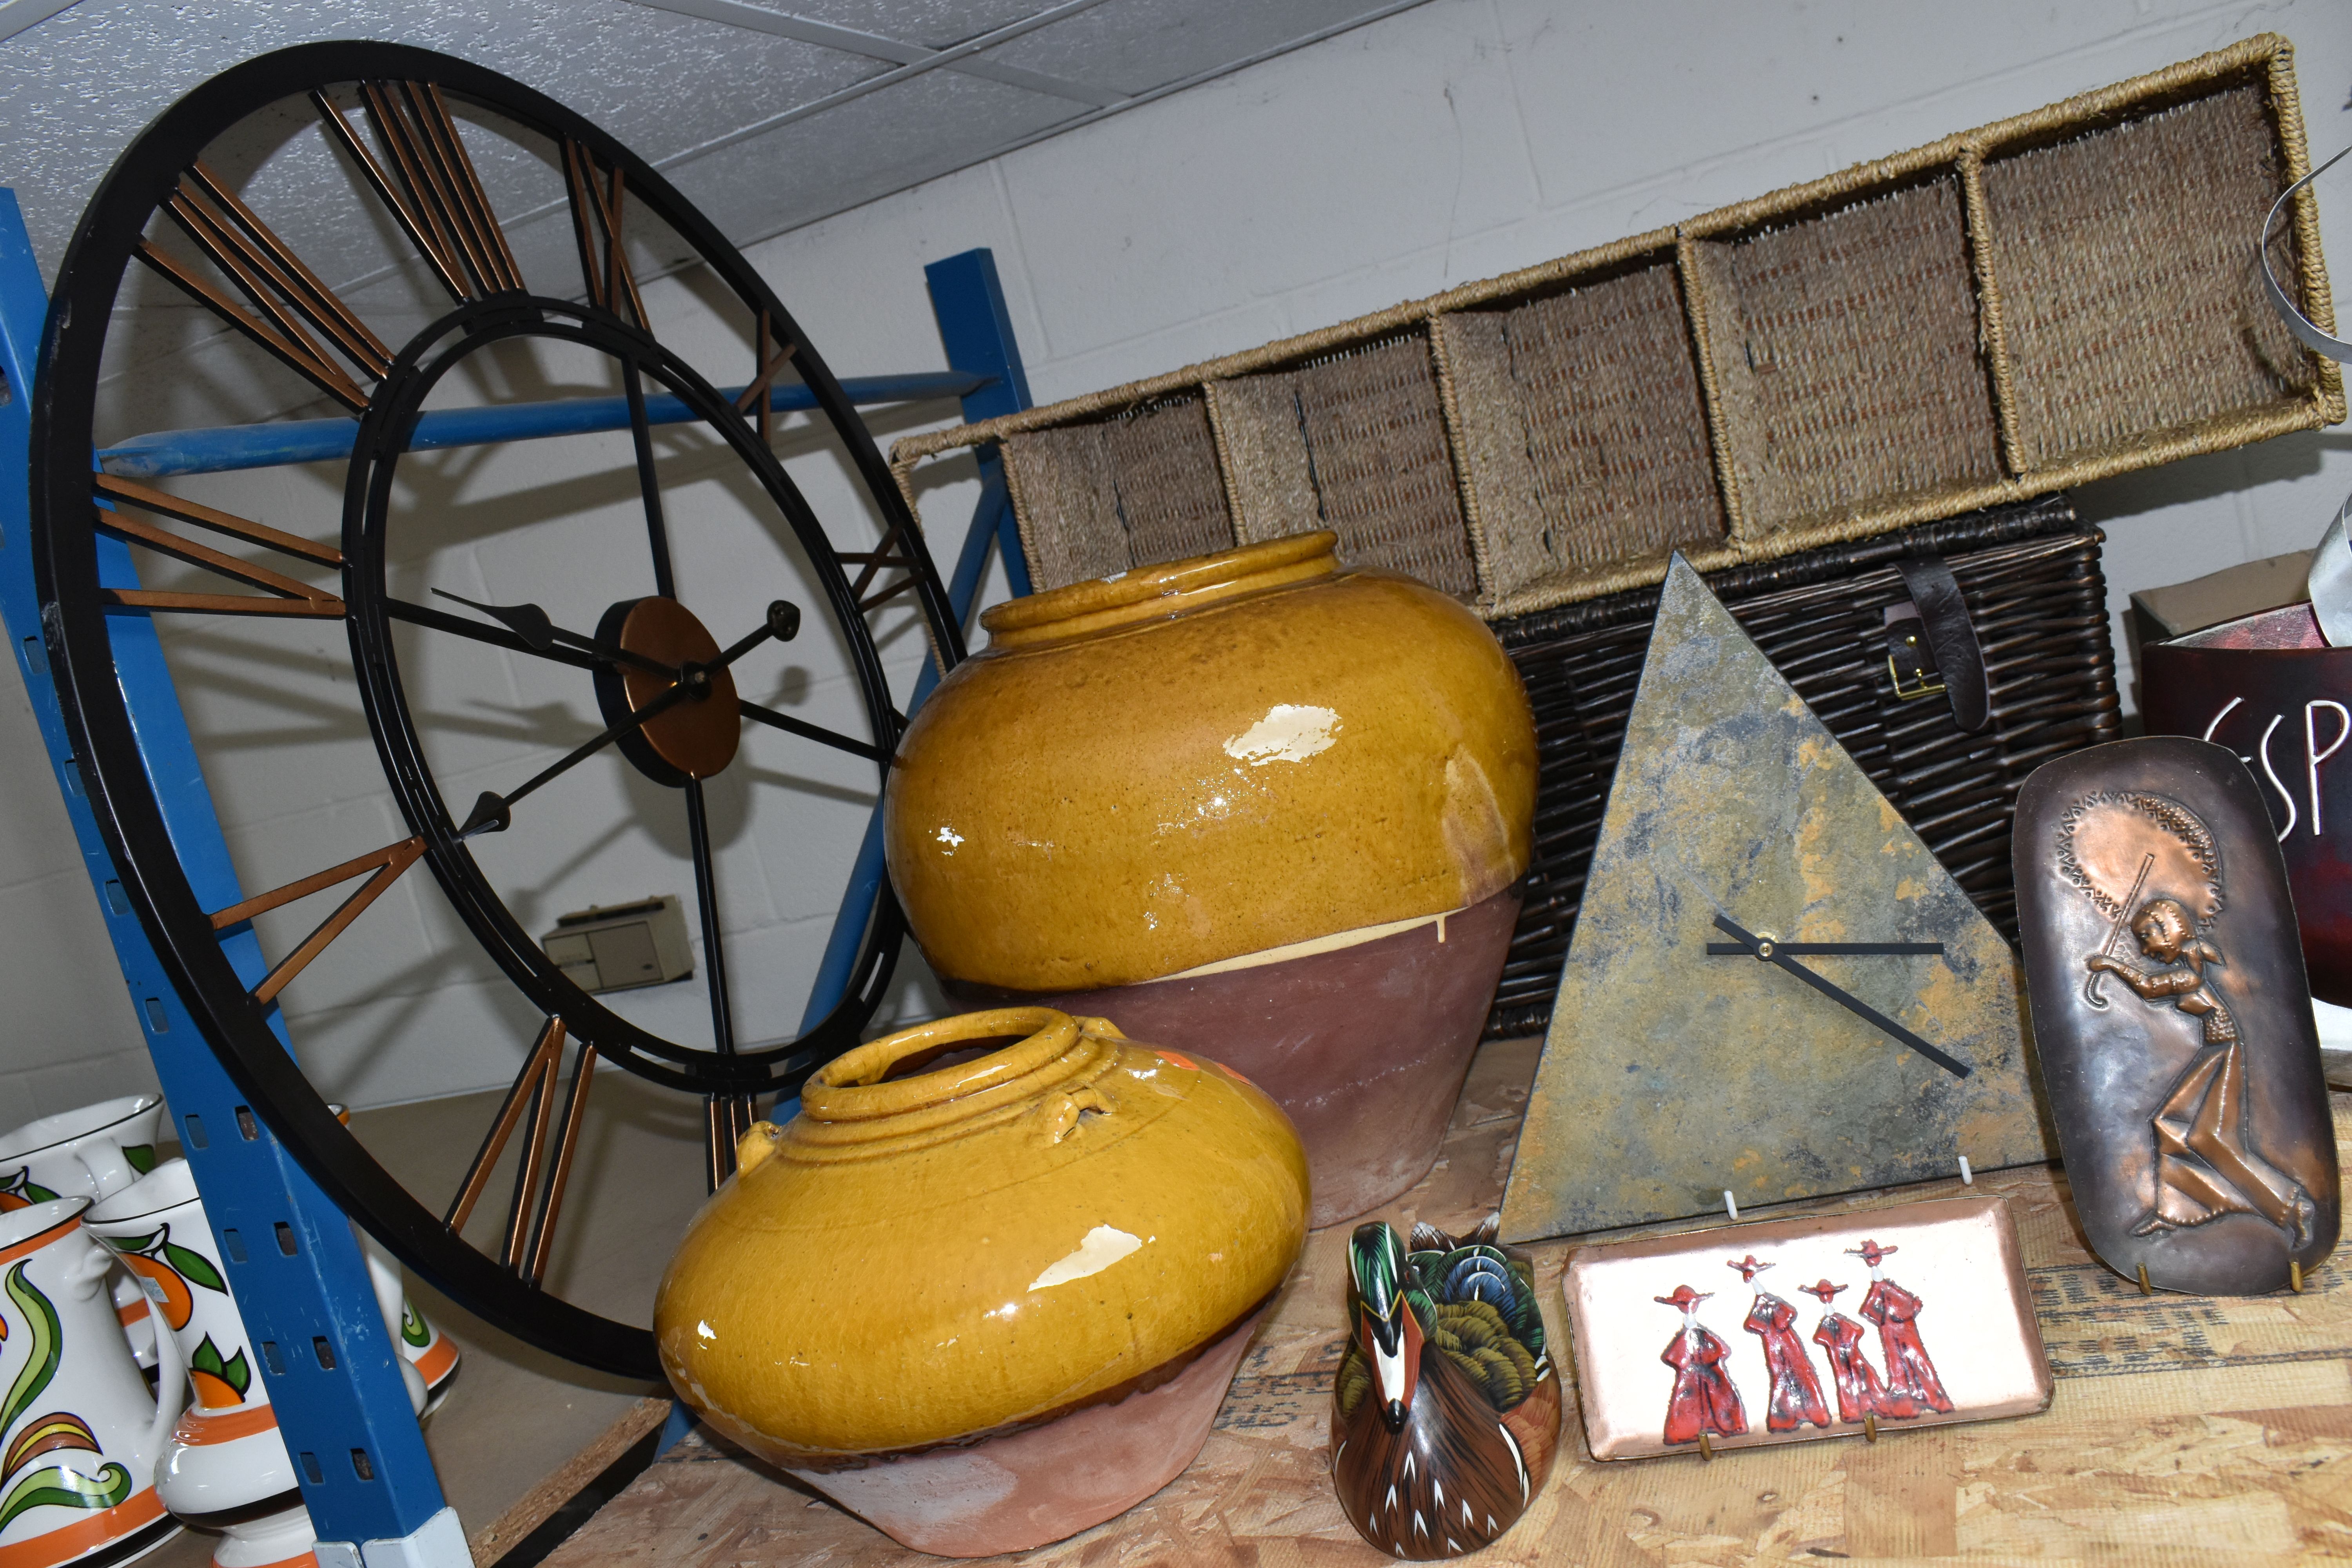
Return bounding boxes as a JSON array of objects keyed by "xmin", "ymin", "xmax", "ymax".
[
  {"xmin": 654, "ymin": 1007, "xmax": 1309, "ymax": 1557},
  {"xmin": 884, "ymin": 531, "xmax": 1537, "ymax": 1224}
]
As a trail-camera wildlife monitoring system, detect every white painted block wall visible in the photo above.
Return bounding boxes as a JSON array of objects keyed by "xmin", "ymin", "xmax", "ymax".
[{"xmin": 0, "ymin": 0, "xmax": 2346, "ymax": 1114}]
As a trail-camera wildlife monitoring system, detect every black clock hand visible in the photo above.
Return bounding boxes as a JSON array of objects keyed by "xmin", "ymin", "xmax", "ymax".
[
  {"xmin": 457, "ymin": 601, "xmax": 802, "ymax": 835},
  {"xmin": 736, "ymin": 702, "xmax": 889, "ymax": 763},
  {"xmin": 696, "ymin": 599, "xmax": 801, "ymax": 682},
  {"xmin": 430, "ymin": 588, "xmax": 677, "ymax": 679},
  {"xmin": 1708, "ymin": 913, "xmax": 1970, "ymax": 1079},
  {"xmin": 1702, "ymin": 940, "xmax": 1944, "ymax": 956},
  {"xmin": 456, "ymin": 679, "xmax": 692, "ymax": 838}
]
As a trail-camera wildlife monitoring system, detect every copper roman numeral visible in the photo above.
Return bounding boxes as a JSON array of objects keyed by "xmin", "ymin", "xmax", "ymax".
[
  {"xmin": 208, "ymin": 837, "xmax": 425, "ymax": 1004},
  {"xmin": 562, "ymin": 140, "xmax": 646, "ymax": 329},
  {"xmin": 705, "ymin": 1094, "xmax": 758, "ymax": 1191},
  {"xmin": 93, "ymin": 475, "xmax": 345, "ymax": 619},
  {"xmin": 315, "ymin": 82, "xmax": 521, "ymax": 303},
  {"xmin": 840, "ymin": 519, "xmax": 925, "ymax": 613},
  {"xmin": 733, "ymin": 309, "xmax": 799, "ymax": 444},
  {"xmin": 446, "ymin": 1017, "xmax": 597, "ymax": 1284},
  {"xmin": 134, "ymin": 162, "xmax": 392, "ymax": 414}
]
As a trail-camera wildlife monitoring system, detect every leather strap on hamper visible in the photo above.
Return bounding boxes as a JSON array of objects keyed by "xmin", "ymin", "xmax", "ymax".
[{"xmin": 1894, "ymin": 555, "xmax": 1990, "ymax": 733}]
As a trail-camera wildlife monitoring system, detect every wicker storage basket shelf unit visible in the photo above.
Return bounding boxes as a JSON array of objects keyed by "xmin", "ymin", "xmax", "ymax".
[
  {"xmin": 891, "ymin": 35, "xmax": 2340, "ymax": 618},
  {"xmin": 1484, "ymin": 497, "xmax": 2120, "ymax": 1039}
]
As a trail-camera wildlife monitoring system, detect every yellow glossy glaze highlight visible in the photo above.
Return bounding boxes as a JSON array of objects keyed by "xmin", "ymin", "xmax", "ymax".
[
  {"xmin": 885, "ymin": 533, "xmax": 1538, "ymax": 991},
  {"xmin": 653, "ymin": 1008, "xmax": 1310, "ymax": 1462}
]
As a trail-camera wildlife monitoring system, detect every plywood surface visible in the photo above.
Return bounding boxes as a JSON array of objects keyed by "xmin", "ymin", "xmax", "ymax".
[{"xmin": 546, "ymin": 1039, "xmax": 2352, "ymax": 1566}]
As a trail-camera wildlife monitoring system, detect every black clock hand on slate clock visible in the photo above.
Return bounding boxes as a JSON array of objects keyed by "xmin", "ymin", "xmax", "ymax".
[{"xmin": 1706, "ymin": 913, "xmax": 1971, "ymax": 1079}]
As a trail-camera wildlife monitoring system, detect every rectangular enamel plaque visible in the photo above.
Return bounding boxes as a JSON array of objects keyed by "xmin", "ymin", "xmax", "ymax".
[{"xmin": 1562, "ymin": 1195, "xmax": 2051, "ymax": 1460}]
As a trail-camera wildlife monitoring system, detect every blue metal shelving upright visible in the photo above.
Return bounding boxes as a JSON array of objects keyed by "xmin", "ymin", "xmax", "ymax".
[
  {"xmin": 0, "ymin": 189, "xmax": 458, "ymax": 1566},
  {"xmin": 799, "ymin": 247, "xmax": 1036, "ymax": 1031},
  {"xmin": 0, "ymin": 191, "xmax": 1034, "ymax": 1561}
]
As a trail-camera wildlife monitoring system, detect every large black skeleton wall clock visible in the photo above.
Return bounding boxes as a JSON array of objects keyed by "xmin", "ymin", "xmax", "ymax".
[{"xmin": 31, "ymin": 43, "xmax": 965, "ymax": 1376}]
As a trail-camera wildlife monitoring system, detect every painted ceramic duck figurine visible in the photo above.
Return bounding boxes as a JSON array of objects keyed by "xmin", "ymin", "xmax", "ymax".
[{"xmin": 1332, "ymin": 1217, "xmax": 1560, "ymax": 1559}]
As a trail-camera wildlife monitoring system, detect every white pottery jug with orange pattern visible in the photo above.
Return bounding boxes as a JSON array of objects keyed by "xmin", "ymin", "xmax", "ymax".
[
  {"xmin": 0, "ymin": 1097, "xmax": 171, "ymax": 1373},
  {"xmin": 0, "ymin": 1196, "xmax": 183, "ymax": 1567}
]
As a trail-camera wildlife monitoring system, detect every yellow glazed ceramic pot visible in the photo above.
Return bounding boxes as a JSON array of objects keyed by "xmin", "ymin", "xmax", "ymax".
[
  {"xmin": 884, "ymin": 532, "xmax": 1536, "ymax": 1225},
  {"xmin": 653, "ymin": 1007, "xmax": 1308, "ymax": 1558}
]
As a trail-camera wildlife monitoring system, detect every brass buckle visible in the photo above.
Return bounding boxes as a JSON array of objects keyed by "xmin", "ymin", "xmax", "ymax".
[{"xmin": 1886, "ymin": 653, "xmax": 1946, "ymax": 701}]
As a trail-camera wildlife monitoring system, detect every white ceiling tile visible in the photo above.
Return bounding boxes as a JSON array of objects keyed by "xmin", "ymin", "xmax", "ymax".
[
  {"xmin": 662, "ymin": 65, "xmax": 1079, "ymax": 243},
  {"xmin": 0, "ymin": 0, "xmax": 1436, "ymax": 307},
  {"xmin": 0, "ymin": 0, "xmax": 875, "ymax": 280},
  {"xmin": 705, "ymin": 0, "xmax": 1046, "ymax": 49},
  {"xmin": 980, "ymin": 0, "xmax": 1387, "ymax": 95}
]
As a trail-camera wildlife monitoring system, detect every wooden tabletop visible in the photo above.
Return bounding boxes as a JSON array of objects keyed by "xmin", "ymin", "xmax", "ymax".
[{"xmin": 546, "ymin": 1038, "xmax": 2352, "ymax": 1566}]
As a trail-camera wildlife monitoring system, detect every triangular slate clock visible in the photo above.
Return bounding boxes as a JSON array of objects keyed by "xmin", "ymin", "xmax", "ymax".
[{"xmin": 1499, "ymin": 556, "xmax": 2054, "ymax": 1243}]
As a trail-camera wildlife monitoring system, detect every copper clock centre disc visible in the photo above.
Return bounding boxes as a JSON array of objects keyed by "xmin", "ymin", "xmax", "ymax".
[{"xmin": 619, "ymin": 597, "xmax": 739, "ymax": 779}]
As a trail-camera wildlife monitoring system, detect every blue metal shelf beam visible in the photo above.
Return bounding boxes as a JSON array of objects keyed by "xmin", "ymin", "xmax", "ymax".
[{"xmin": 98, "ymin": 369, "xmax": 990, "ymax": 479}]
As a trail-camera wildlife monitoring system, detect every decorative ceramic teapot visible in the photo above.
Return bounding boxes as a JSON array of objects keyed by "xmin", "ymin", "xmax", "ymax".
[
  {"xmin": 886, "ymin": 532, "xmax": 1537, "ymax": 1225},
  {"xmin": 656, "ymin": 1007, "xmax": 1310, "ymax": 1557}
]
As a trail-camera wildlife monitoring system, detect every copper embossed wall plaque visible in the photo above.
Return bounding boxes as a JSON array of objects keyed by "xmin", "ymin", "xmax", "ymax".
[
  {"xmin": 2014, "ymin": 737, "xmax": 2340, "ymax": 1294},
  {"xmin": 1561, "ymin": 1196, "xmax": 2051, "ymax": 1461}
]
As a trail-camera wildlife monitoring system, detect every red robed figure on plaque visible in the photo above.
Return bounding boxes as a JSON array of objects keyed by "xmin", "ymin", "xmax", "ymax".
[
  {"xmin": 1656, "ymin": 1283, "xmax": 1746, "ymax": 1444},
  {"xmin": 1851, "ymin": 1240, "xmax": 1953, "ymax": 1416},
  {"xmin": 1799, "ymin": 1279, "xmax": 1891, "ymax": 1422},
  {"xmin": 1730, "ymin": 1255, "xmax": 1829, "ymax": 1432}
]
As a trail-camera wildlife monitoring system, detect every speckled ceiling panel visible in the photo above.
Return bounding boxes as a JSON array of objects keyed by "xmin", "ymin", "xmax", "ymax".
[
  {"xmin": 0, "ymin": 1, "xmax": 873, "ymax": 281},
  {"xmin": 983, "ymin": 0, "xmax": 1396, "ymax": 96},
  {"xmin": 0, "ymin": 0, "xmax": 1432, "ymax": 291},
  {"xmin": 750, "ymin": 0, "xmax": 1046, "ymax": 46},
  {"xmin": 661, "ymin": 67, "xmax": 1080, "ymax": 250}
]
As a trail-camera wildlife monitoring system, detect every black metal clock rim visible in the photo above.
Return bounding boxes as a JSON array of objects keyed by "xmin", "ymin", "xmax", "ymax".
[
  {"xmin": 345, "ymin": 299, "xmax": 898, "ymax": 1082},
  {"xmin": 34, "ymin": 37, "xmax": 963, "ymax": 675},
  {"xmin": 27, "ymin": 42, "xmax": 966, "ymax": 1377}
]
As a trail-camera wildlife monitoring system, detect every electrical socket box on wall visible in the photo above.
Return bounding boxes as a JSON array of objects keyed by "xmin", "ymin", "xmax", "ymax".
[{"xmin": 541, "ymin": 897, "xmax": 694, "ymax": 994}]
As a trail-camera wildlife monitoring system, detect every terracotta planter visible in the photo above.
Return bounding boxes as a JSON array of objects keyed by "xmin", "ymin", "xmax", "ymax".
[
  {"xmin": 654, "ymin": 1008, "xmax": 1309, "ymax": 1557},
  {"xmin": 886, "ymin": 532, "xmax": 1537, "ymax": 1225}
]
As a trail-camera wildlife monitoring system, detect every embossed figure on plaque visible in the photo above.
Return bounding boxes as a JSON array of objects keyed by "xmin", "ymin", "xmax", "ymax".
[
  {"xmin": 1655, "ymin": 1285, "xmax": 1746, "ymax": 1446},
  {"xmin": 1849, "ymin": 1241, "xmax": 1951, "ymax": 1417},
  {"xmin": 2063, "ymin": 797, "xmax": 2321, "ymax": 1249},
  {"xmin": 1798, "ymin": 1280, "xmax": 1889, "ymax": 1423},
  {"xmin": 2020, "ymin": 743, "xmax": 2339, "ymax": 1298},
  {"xmin": 1731, "ymin": 1256, "xmax": 1829, "ymax": 1433}
]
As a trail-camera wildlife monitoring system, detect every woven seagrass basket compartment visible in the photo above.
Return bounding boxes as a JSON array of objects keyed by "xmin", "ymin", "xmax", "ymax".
[
  {"xmin": 1484, "ymin": 495, "xmax": 2120, "ymax": 1040},
  {"xmin": 894, "ymin": 34, "xmax": 2341, "ymax": 620}
]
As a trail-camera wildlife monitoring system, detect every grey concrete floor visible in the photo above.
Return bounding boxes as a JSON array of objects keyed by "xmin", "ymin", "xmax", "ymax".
[{"xmin": 143, "ymin": 1068, "xmax": 712, "ymax": 1566}]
